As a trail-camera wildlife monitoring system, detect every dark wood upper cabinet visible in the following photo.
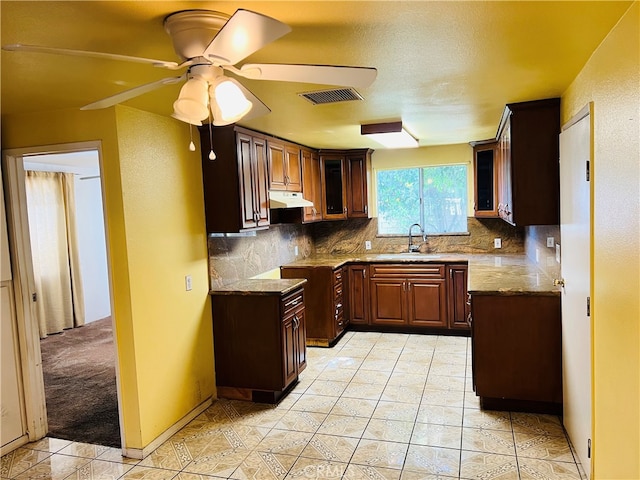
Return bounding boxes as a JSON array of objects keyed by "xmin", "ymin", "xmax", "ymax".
[
  {"xmin": 319, "ymin": 148, "xmax": 372, "ymax": 221},
  {"xmin": 496, "ymin": 98, "xmax": 560, "ymax": 226},
  {"xmin": 199, "ymin": 125, "xmax": 270, "ymax": 233},
  {"xmin": 471, "ymin": 141, "xmax": 499, "ymax": 218},
  {"xmin": 268, "ymin": 139, "xmax": 302, "ymax": 192},
  {"xmin": 301, "ymin": 148, "xmax": 322, "ymax": 223}
]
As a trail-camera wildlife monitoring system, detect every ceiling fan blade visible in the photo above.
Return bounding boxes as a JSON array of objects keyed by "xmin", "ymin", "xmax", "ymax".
[
  {"xmin": 80, "ymin": 75, "xmax": 186, "ymax": 110},
  {"xmin": 234, "ymin": 83, "xmax": 271, "ymax": 122},
  {"xmin": 2, "ymin": 44, "xmax": 184, "ymax": 69},
  {"xmin": 238, "ymin": 64, "xmax": 378, "ymax": 88},
  {"xmin": 203, "ymin": 9, "xmax": 291, "ymax": 66}
]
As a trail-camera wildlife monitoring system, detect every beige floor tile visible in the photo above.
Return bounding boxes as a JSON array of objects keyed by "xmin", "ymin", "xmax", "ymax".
[
  {"xmin": 363, "ymin": 419, "xmax": 414, "ymax": 443},
  {"xmin": 323, "ymin": 356, "xmax": 364, "ymax": 370},
  {"xmin": 461, "ymin": 428, "xmax": 516, "ymax": 456},
  {"xmin": 23, "ymin": 437, "xmax": 72, "ymax": 453},
  {"xmin": 405, "ymin": 334, "xmax": 439, "ymax": 347},
  {"xmin": 12, "ymin": 454, "xmax": 91, "ymax": 480},
  {"xmin": 299, "ymin": 434, "xmax": 359, "ymax": 463},
  {"xmin": 373, "ymin": 401, "xmax": 419, "ymax": 422},
  {"xmin": 329, "ymin": 397, "xmax": 378, "ymax": 418},
  {"xmin": 514, "ymin": 432, "xmax": 575, "ymax": 462},
  {"xmin": 342, "ymin": 381, "xmax": 386, "ymax": 400},
  {"xmin": 316, "ymin": 367, "xmax": 357, "ymax": 383},
  {"xmin": 1, "ymin": 447, "xmax": 52, "ymax": 478},
  {"xmin": 290, "ymin": 394, "xmax": 339, "ymax": 414},
  {"xmin": 403, "ymin": 445, "xmax": 460, "ymax": 477},
  {"xmin": 175, "ymin": 473, "xmax": 226, "ymax": 480},
  {"xmin": 393, "ymin": 361, "xmax": 431, "ymax": 376},
  {"xmin": 344, "ymin": 463, "xmax": 402, "ymax": 479},
  {"xmin": 430, "ymin": 354, "xmax": 467, "ymax": 366},
  {"xmin": 421, "ymin": 388, "xmax": 465, "ymax": 408},
  {"xmin": 139, "ymin": 439, "xmax": 193, "ymax": 470},
  {"xmin": 350, "ymin": 370, "xmax": 392, "ymax": 385},
  {"xmin": 181, "ymin": 449, "xmax": 249, "ymax": 477},
  {"xmin": 415, "ymin": 405, "xmax": 463, "ymax": 426},
  {"xmin": 119, "ymin": 465, "xmax": 181, "ymax": 479},
  {"xmin": 400, "ymin": 470, "xmax": 457, "ymax": 479},
  {"xmin": 459, "ymin": 450, "xmax": 519, "ymax": 480},
  {"xmin": 275, "ymin": 393, "xmax": 301, "ymax": 411},
  {"xmin": 233, "ymin": 408, "xmax": 288, "ymax": 429},
  {"xmin": 401, "ymin": 346, "xmax": 435, "ymax": 359},
  {"xmin": 255, "ymin": 430, "xmax": 313, "ymax": 456},
  {"xmin": 381, "ymin": 385, "xmax": 424, "ymax": 404},
  {"xmin": 463, "ymin": 410, "xmax": 512, "ymax": 432},
  {"xmin": 58, "ymin": 442, "xmax": 111, "ymax": 459},
  {"xmin": 367, "ymin": 349, "xmax": 402, "ymax": 361},
  {"xmin": 510, "ymin": 413, "xmax": 565, "ymax": 437},
  {"xmin": 411, "ymin": 424, "xmax": 462, "ymax": 449},
  {"xmin": 387, "ymin": 373, "xmax": 428, "ymax": 388},
  {"xmin": 350, "ymin": 439, "xmax": 408, "ymax": 470},
  {"xmin": 463, "ymin": 394, "xmax": 481, "ymax": 410},
  {"xmin": 360, "ymin": 358, "xmax": 397, "ymax": 372},
  {"xmin": 305, "ymin": 380, "xmax": 349, "ymax": 397},
  {"xmin": 376, "ymin": 334, "xmax": 410, "ymax": 346},
  {"xmin": 284, "ymin": 457, "xmax": 347, "ymax": 479},
  {"xmin": 65, "ymin": 458, "xmax": 135, "ymax": 480},
  {"xmin": 97, "ymin": 447, "xmax": 140, "ymax": 465},
  {"xmin": 316, "ymin": 414, "xmax": 370, "ymax": 438},
  {"xmin": 518, "ymin": 458, "xmax": 581, "ymax": 480},
  {"xmin": 273, "ymin": 411, "xmax": 326, "ymax": 433},
  {"xmin": 228, "ymin": 451, "xmax": 297, "ymax": 480},
  {"xmin": 425, "ymin": 375, "xmax": 466, "ymax": 392},
  {"xmin": 335, "ymin": 346, "xmax": 373, "ymax": 358},
  {"xmin": 428, "ymin": 363, "xmax": 467, "ymax": 378}
]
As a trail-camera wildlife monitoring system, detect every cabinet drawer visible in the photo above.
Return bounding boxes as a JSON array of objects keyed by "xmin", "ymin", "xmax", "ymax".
[
  {"xmin": 334, "ymin": 283, "xmax": 344, "ymax": 301},
  {"xmin": 370, "ymin": 263, "xmax": 445, "ymax": 278},
  {"xmin": 282, "ymin": 289, "xmax": 304, "ymax": 316}
]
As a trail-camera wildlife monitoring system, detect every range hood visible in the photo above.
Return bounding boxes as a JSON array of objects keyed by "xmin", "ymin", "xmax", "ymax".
[{"xmin": 269, "ymin": 191, "xmax": 314, "ymax": 209}]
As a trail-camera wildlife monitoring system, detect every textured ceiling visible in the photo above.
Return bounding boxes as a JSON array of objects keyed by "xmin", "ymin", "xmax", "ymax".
[{"xmin": 1, "ymin": 1, "xmax": 632, "ymax": 149}]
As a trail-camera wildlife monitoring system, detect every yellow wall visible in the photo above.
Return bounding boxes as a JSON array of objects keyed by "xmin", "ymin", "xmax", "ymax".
[
  {"xmin": 562, "ymin": 2, "xmax": 639, "ymax": 478},
  {"xmin": 1, "ymin": 106, "xmax": 215, "ymax": 450},
  {"xmin": 370, "ymin": 143, "xmax": 473, "ymax": 217}
]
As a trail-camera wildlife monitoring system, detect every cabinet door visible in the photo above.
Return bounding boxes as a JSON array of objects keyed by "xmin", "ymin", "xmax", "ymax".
[
  {"xmin": 320, "ymin": 155, "xmax": 347, "ymax": 220},
  {"xmin": 407, "ymin": 279, "xmax": 446, "ymax": 327},
  {"xmin": 268, "ymin": 140, "xmax": 287, "ymax": 191},
  {"xmin": 346, "ymin": 152, "xmax": 369, "ymax": 218},
  {"xmin": 285, "ymin": 145, "xmax": 302, "ymax": 192},
  {"xmin": 370, "ymin": 278, "xmax": 406, "ymax": 325},
  {"xmin": 348, "ymin": 264, "xmax": 369, "ymax": 325},
  {"xmin": 498, "ymin": 117, "xmax": 513, "ymax": 224},
  {"xmin": 294, "ymin": 308, "xmax": 307, "ymax": 374},
  {"xmin": 237, "ymin": 133, "xmax": 260, "ymax": 229},
  {"xmin": 447, "ymin": 265, "xmax": 470, "ymax": 330},
  {"xmin": 253, "ymin": 136, "xmax": 270, "ymax": 228},
  {"xmin": 473, "ymin": 143, "xmax": 499, "ymax": 218},
  {"xmin": 301, "ymin": 149, "xmax": 322, "ymax": 222},
  {"xmin": 282, "ymin": 315, "xmax": 298, "ymax": 387}
]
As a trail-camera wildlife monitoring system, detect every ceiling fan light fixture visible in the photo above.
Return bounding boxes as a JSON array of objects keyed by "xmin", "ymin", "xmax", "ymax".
[
  {"xmin": 361, "ymin": 121, "xmax": 419, "ymax": 149},
  {"xmin": 172, "ymin": 77, "xmax": 210, "ymax": 122},
  {"xmin": 209, "ymin": 76, "xmax": 253, "ymax": 125}
]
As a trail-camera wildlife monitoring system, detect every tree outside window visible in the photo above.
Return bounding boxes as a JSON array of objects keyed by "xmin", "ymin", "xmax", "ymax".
[{"xmin": 377, "ymin": 165, "xmax": 467, "ymax": 235}]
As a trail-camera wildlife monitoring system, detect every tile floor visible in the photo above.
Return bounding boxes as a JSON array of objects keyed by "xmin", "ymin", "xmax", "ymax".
[{"xmin": 1, "ymin": 331, "xmax": 586, "ymax": 480}]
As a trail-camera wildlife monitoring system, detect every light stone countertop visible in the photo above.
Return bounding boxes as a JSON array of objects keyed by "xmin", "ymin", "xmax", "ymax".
[
  {"xmin": 280, "ymin": 253, "xmax": 560, "ymax": 296},
  {"xmin": 209, "ymin": 278, "xmax": 307, "ymax": 296}
]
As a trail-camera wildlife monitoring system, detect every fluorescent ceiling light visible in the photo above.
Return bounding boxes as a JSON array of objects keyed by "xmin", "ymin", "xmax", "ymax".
[{"xmin": 361, "ymin": 121, "xmax": 419, "ymax": 148}]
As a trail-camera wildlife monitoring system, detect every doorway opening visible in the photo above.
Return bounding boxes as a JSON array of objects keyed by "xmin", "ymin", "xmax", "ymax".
[{"xmin": 3, "ymin": 143, "xmax": 122, "ymax": 448}]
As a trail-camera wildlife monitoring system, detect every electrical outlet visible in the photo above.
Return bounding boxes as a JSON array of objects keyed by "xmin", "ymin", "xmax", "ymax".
[
  {"xmin": 535, "ymin": 248, "xmax": 540, "ymax": 263},
  {"xmin": 185, "ymin": 275, "xmax": 192, "ymax": 291},
  {"xmin": 547, "ymin": 236, "xmax": 555, "ymax": 248},
  {"xmin": 556, "ymin": 244, "xmax": 561, "ymax": 263},
  {"xmin": 494, "ymin": 238, "xmax": 502, "ymax": 248},
  {"xmin": 365, "ymin": 240, "xmax": 372, "ymax": 250},
  {"xmin": 294, "ymin": 245, "xmax": 299, "ymax": 256}
]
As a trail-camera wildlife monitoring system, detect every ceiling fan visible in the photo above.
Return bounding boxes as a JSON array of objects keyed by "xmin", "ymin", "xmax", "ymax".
[{"xmin": 3, "ymin": 9, "xmax": 377, "ymax": 126}]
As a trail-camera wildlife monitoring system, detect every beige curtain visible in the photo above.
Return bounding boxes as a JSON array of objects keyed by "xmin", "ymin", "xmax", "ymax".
[{"xmin": 25, "ymin": 171, "xmax": 85, "ymax": 338}]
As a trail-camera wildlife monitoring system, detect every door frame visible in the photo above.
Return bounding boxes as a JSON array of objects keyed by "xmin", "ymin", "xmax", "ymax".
[{"xmin": 2, "ymin": 140, "xmax": 125, "ymax": 449}]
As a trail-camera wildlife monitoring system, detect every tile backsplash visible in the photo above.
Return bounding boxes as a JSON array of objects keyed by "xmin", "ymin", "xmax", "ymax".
[
  {"xmin": 208, "ymin": 217, "xmax": 525, "ymax": 286},
  {"xmin": 524, "ymin": 225, "xmax": 561, "ymax": 280}
]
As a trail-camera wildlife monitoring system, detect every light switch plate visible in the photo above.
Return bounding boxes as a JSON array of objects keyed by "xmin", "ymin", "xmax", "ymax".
[
  {"xmin": 547, "ymin": 236, "xmax": 555, "ymax": 248},
  {"xmin": 494, "ymin": 238, "xmax": 502, "ymax": 248},
  {"xmin": 185, "ymin": 275, "xmax": 192, "ymax": 291},
  {"xmin": 294, "ymin": 246, "xmax": 299, "ymax": 256},
  {"xmin": 365, "ymin": 240, "xmax": 372, "ymax": 250}
]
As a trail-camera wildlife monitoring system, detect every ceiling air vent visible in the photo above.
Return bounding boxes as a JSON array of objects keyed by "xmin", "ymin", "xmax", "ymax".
[{"xmin": 298, "ymin": 88, "xmax": 364, "ymax": 105}]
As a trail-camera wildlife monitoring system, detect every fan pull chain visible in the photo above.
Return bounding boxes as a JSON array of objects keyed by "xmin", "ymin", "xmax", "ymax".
[
  {"xmin": 188, "ymin": 123, "xmax": 196, "ymax": 152},
  {"xmin": 208, "ymin": 112, "xmax": 216, "ymax": 160}
]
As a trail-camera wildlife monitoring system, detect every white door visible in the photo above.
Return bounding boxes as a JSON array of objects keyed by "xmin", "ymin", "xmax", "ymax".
[{"xmin": 559, "ymin": 105, "xmax": 592, "ymax": 478}]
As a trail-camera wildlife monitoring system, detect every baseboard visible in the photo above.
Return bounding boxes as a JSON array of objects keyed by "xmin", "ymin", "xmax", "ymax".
[
  {"xmin": 1, "ymin": 434, "xmax": 29, "ymax": 456},
  {"xmin": 121, "ymin": 396, "xmax": 212, "ymax": 460}
]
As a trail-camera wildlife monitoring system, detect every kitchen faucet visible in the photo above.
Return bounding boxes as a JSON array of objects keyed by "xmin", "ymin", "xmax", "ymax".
[{"xmin": 408, "ymin": 223, "xmax": 426, "ymax": 253}]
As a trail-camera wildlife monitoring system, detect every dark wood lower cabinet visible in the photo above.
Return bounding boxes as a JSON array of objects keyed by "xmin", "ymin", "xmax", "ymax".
[
  {"xmin": 347, "ymin": 264, "xmax": 370, "ymax": 325},
  {"xmin": 470, "ymin": 293, "xmax": 562, "ymax": 414},
  {"xmin": 210, "ymin": 287, "xmax": 306, "ymax": 403},
  {"xmin": 447, "ymin": 265, "xmax": 470, "ymax": 330}
]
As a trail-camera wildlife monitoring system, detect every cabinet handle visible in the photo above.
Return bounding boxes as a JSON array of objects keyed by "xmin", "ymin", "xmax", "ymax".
[
  {"xmin": 364, "ymin": 205, "xmax": 368, "ymax": 214},
  {"xmin": 335, "ymin": 303, "xmax": 342, "ymax": 309},
  {"xmin": 293, "ymin": 314, "xmax": 299, "ymax": 329},
  {"xmin": 343, "ymin": 207, "xmax": 347, "ymax": 214},
  {"xmin": 362, "ymin": 270, "xmax": 366, "ymax": 279},
  {"xmin": 285, "ymin": 298, "xmax": 300, "ymax": 308},
  {"xmin": 336, "ymin": 289, "xmax": 342, "ymax": 296}
]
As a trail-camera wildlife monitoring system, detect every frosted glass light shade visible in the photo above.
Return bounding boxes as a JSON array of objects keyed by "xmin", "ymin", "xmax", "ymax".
[
  {"xmin": 209, "ymin": 77, "xmax": 252, "ymax": 126},
  {"xmin": 172, "ymin": 77, "xmax": 209, "ymax": 124}
]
